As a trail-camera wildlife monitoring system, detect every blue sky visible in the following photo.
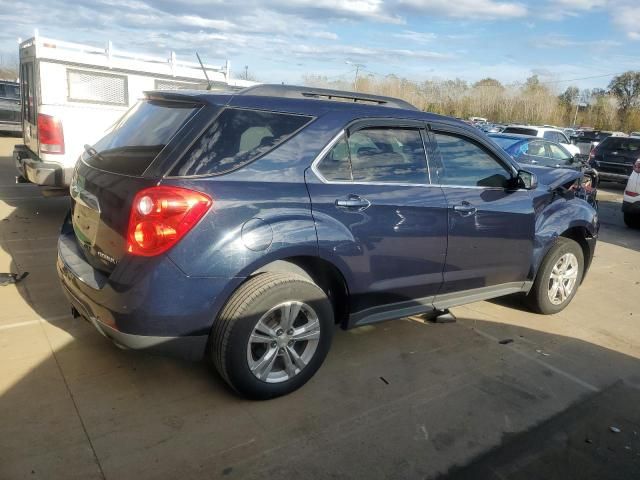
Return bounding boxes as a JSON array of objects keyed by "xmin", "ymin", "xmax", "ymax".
[{"xmin": 0, "ymin": 0, "xmax": 638, "ymax": 91}]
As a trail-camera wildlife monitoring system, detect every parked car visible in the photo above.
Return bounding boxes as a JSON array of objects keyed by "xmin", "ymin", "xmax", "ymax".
[
  {"xmin": 573, "ymin": 130, "xmax": 628, "ymax": 158},
  {"xmin": 57, "ymin": 85, "xmax": 599, "ymax": 399},
  {"xmin": 589, "ymin": 136, "xmax": 640, "ymax": 183},
  {"xmin": 0, "ymin": 80, "xmax": 21, "ymax": 133},
  {"xmin": 488, "ymin": 133, "xmax": 598, "ymax": 208},
  {"xmin": 501, "ymin": 125, "xmax": 581, "ymax": 157},
  {"xmin": 13, "ymin": 34, "xmax": 256, "ymax": 188},
  {"xmin": 480, "ymin": 123, "xmax": 504, "ymax": 133},
  {"xmin": 629, "ymin": 131, "xmax": 640, "ymax": 138},
  {"xmin": 623, "ymin": 160, "xmax": 640, "ymax": 228}
]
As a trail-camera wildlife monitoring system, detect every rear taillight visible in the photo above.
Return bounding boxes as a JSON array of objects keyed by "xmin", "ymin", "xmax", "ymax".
[
  {"xmin": 626, "ymin": 191, "xmax": 639, "ymax": 197},
  {"xmin": 127, "ymin": 186, "xmax": 212, "ymax": 257},
  {"xmin": 37, "ymin": 114, "xmax": 65, "ymax": 154}
]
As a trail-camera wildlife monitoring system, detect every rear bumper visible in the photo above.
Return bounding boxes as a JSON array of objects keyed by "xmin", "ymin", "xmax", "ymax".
[
  {"xmin": 14, "ymin": 144, "xmax": 73, "ymax": 187},
  {"xmin": 0, "ymin": 121, "xmax": 21, "ymax": 133},
  {"xmin": 592, "ymin": 168, "xmax": 630, "ymax": 183},
  {"xmin": 61, "ymin": 277, "xmax": 208, "ymax": 360},
  {"xmin": 56, "ymin": 223, "xmax": 239, "ymax": 361},
  {"xmin": 622, "ymin": 200, "xmax": 640, "ymax": 215}
]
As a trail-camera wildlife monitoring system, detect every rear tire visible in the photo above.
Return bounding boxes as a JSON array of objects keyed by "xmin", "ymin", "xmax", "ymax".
[
  {"xmin": 526, "ymin": 237, "xmax": 584, "ymax": 315},
  {"xmin": 209, "ymin": 272, "xmax": 334, "ymax": 399},
  {"xmin": 623, "ymin": 212, "xmax": 640, "ymax": 229}
]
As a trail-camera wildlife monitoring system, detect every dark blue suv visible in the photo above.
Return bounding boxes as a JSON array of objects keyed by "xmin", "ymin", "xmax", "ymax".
[{"xmin": 58, "ymin": 85, "xmax": 598, "ymax": 398}]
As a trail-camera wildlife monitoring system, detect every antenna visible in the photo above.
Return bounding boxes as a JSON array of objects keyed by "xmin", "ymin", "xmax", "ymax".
[{"xmin": 195, "ymin": 52, "xmax": 213, "ymax": 90}]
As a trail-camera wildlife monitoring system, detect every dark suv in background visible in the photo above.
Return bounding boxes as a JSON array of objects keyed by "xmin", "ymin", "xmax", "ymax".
[
  {"xmin": 0, "ymin": 80, "xmax": 21, "ymax": 134},
  {"xmin": 58, "ymin": 85, "xmax": 598, "ymax": 399},
  {"xmin": 589, "ymin": 136, "xmax": 640, "ymax": 182}
]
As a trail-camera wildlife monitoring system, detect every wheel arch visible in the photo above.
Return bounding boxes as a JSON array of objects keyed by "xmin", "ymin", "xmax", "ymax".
[
  {"xmin": 252, "ymin": 256, "xmax": 351, "ymax": 327},
  {"xmin": 559, "ymin": 226, "xmax": 596, "ymax": 282}
]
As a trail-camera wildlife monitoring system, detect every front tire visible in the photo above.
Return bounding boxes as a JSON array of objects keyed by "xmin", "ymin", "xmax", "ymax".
[
  {"xmin": 209, "ymin": 272, "xmax": 334, "ymax": 399},
  {"xmin": 526, "ymin": 237, "xmax": 584, "ymax": 315}
]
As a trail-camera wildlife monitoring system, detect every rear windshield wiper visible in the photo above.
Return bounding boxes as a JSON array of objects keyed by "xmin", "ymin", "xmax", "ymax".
[{"xmin": 83, "ymin": 144, "xmax": 106, "ymax": 162}]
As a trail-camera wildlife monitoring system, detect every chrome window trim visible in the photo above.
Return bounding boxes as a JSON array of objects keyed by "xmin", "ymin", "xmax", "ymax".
[
  {"xmin": 311, "ymin": 128, "xmax": 435, "ymax": 188},
  {"xmin": 310, "ymin": 128, "xmax": 527, "ymax": 192}
]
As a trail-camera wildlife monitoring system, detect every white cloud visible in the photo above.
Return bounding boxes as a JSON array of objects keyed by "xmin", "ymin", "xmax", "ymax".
[
  {"xmin": 397, "ymin": 0, "xmax": 527, "ymax": 19},
  {"xmin": 534, "ymin": 34, "xmax": 621, "ymax": 49},
  {"xmin": 611, "ymin": 4, "xmax": 640, "ymax": 40},
  {"xmin": 392, "ymin": 30, "xmax": 437, "ymax": 43},
  {"xmin": 553, "ymin": 0, "xmax": 606, "ymax": 9}
]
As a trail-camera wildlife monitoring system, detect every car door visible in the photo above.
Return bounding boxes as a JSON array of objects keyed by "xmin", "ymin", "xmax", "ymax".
[
  {"xmin": 305, "ymin": 121, "xmax": 448, "ymax": 325},
  {"xmin": 427, "ymin": 124, "xmax": 535, "ymax": 306}
]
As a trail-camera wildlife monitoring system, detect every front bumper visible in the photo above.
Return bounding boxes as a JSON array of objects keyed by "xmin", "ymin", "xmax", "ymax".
[
  {"xmin": 56, "ymin": 224, "xmax": 238, "ymax": 361},
  {"xmin": 14, "ymin": 144, "xmax": 73, "ymax": 187}
]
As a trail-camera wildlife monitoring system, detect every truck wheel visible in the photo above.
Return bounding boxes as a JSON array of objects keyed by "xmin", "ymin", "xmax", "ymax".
[
  {"xmin": 209, "ymin": 272, "xmax": 334, "ymax": 399},
  {"xmin": 526, "ymin": 237, "xmax": 584, "ymax": 315},
  {"xmin": 623, "ymin": 213, "xmax": 640, "ymax": 229}
]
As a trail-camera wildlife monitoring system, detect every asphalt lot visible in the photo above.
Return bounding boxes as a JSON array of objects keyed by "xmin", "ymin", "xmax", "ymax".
[{"xmin": 0, "ymin": 135, "xmax": 639, "ymax": 479}]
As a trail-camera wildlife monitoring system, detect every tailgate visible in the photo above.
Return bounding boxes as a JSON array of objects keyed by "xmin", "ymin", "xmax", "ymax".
[{"xmin": 71, "ymin": 162, "xmax": 155, "ymax": 274}]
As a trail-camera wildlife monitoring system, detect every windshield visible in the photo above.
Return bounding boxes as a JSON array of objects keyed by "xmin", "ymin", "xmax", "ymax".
[{"xmin": 86, "ymin": 99, "xmax": 200, "ymax": 176}]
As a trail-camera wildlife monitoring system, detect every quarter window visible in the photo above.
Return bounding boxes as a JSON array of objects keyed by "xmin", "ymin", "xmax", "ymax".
[
  {"xmin": 432, "ymin": 133, "xmax": 511, "ymax": 188},
  {"xmin": 316, "ymin": 136, "xmax": 352, "ymax": 181},
  {"xmin": 174, "ymin": 108, "xmax": 312, "ymax": 176},
  {"xmin": 348, "ymin": 128, "xmax": 428, "ymax": 184}
]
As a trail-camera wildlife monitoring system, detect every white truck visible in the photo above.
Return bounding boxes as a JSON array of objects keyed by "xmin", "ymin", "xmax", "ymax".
[{"xmin": 14, "ymin": 33, "xmax": 255, "ymax": 188}]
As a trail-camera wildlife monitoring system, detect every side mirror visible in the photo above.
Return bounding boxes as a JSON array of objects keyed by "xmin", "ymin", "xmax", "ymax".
[{"xmin": 517, "ymin": 170, "xmax": 538, "ymax": 190}]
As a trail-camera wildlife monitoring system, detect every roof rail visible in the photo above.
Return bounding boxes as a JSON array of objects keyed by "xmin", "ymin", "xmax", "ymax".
[{"xmin": 237, "ymin": 84, "xmax": 418, "ymax": 110}]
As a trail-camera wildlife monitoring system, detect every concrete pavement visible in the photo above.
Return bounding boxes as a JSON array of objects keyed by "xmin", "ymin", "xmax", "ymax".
[{"xmin": 0, "ymin": 136, "xmax": 638, "ymax": 479}]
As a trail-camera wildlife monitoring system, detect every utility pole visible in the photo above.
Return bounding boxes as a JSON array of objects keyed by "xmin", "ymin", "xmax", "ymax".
[
  {"xmin": 573, "ymin": 102, "xmax": 587, "ymax": 127},
  {"xmin": 345, "ymin": 61, "xmax": 366, "ymax": 90}
]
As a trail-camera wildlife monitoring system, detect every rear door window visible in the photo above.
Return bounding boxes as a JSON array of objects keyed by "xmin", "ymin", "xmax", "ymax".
[
  {"xmin": 348, "ymin": 128, "xmax": 428, "ymax": 184},
  {"xmin": 527, "ymin": 140, "xmax": 548, "ymax": 158},
  {"xmin": 173, "ymin": 108, "xmax": 312, "ymax": 176},
  {"xmin": 86, "ymin": 99, "xmax": 200, "ymax": 176}
]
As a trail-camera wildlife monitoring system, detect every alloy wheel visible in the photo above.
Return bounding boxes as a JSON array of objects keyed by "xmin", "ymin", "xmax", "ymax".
[
  {"xmin": 547, "ymin": 253, "xmax": 579, "ymax": 305},
  {"xmin": 246, "ymin": 301, "xmax": 321, "ymax": 383}
]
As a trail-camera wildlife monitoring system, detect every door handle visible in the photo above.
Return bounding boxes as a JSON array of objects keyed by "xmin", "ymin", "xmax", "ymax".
[
  {"xmin": 453, "ymin": 202, "xmax": 477, "ymax": 217},
  {"xmin": 335, "ymin": 195, "xmax": 370, "ymax": 209}
]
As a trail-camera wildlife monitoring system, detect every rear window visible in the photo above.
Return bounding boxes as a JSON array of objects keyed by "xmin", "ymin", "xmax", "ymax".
[
  {"xmin": 172, "ymin": 108, "xmax": 313, "ymax": 176},
  {"xmin": 85, "ymin": 100, "xmax": 199, "ymax": 175},
  {"xmin": 0, "ymin": 83, "xmax": 19, "ymax": 100},
  {"xmin": 599, "ymin": 137, "xmax": 640, "ymax": 152},
  {"xmin": 502, "ymin": 127, "xmax": 538, "ymax": 136}
]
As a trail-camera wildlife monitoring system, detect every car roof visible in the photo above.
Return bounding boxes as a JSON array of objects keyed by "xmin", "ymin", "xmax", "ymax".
[{"xmin": 145, "ymin": 84, "xmax": 476, "ymax": 131}]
